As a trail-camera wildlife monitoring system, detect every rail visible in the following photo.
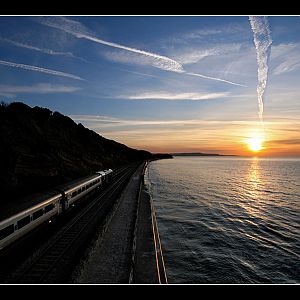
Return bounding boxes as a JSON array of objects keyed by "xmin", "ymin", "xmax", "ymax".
[
  {"xmin": 129, "ymin": 160, "xmax": 168, "ymax": 284},
  {"xmin": 150, "ymin": 187, "xmax": 168, "ymax": 284},
  {"xmin": 5, "ymin": 164, "xmax": 138, "ymax": 283}
]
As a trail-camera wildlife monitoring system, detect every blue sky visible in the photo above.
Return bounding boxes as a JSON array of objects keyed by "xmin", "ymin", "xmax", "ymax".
[{"xmin": 1, "ymin": 16, "xmax": 300, "ymax": 155}]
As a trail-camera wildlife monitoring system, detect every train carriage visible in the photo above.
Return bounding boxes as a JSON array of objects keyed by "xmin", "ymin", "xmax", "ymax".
[
  {"xmin": 60, "ymin": 174, "xmax": 103, "ymax": 208},
  {"xmin": 0, "ymin": 193, "xmax": 62, "ymax": 250},
  {"xmin": 0, "ymin": 169, "xmax": 113, "ymax": 251}
]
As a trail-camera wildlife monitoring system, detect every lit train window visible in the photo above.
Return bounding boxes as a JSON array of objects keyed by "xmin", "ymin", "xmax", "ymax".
[
  {"xmin": 0, "ymin": 224, "xmax": 14, "ymax": 240},
  {"xmin": 45, "ymin": 204, "xmax": 55, "ymax": 213},
  {"xmin": 32, "ymin": 209, "xmax": 44, "ymax": 220},
  {"xmin": 17, "ymin": 216, "xmax": 31, "ymax": 229}
]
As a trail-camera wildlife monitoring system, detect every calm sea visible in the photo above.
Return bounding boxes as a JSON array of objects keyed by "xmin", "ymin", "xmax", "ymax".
[{"xmin": 145, "ymin": 156, "xmax": 300, "ymax": 283}]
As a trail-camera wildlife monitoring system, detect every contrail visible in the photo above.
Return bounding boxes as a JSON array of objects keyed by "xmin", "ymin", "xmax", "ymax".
[
  {"xmin": 0, "ymin": 37, "xmax": 75, "ymax": 58},
  {"xmin": 37, "ymin": 17, "xmax": 183, "ymax": 73},
  {"xmin": 249, "ymin": 16, "xmax": 272, "ymax": 122},
  {"xmin": 186, "ymin": 72, "xmax": 247, "ymax": 87},
  {"xmin": 0, "ymin": 59, "xmax": 84, "ymax": 81},
  {"xmin": 37, "ymin": 17, "xmax": 246, "ymax": 87},
  {"xmin": 0, "ymin": 37, "xmax": 90, "ymax": 64}
]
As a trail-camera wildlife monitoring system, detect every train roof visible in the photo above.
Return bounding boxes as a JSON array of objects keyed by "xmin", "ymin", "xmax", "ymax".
[
  {"xmin": 0, "ymin": 171, "xmax": 109, "ymax": 222},
  {"xmin": 0, "ymin": 189, "xmax": 61, "ymax": 223},
  {"xmin": 56, "ymin": 173, "xmax": 101, "ymax": 193}
]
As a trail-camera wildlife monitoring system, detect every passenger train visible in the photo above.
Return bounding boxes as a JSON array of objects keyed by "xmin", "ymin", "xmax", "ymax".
[{"xmin": 0, "ymin": 169, "xmax": 113, "ymax": 251}]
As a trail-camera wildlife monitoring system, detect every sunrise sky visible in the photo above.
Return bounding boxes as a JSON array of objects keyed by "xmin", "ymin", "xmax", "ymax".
[{"xmin": 1, "ymin": 16, "xmax": 300, "ymax": 156}]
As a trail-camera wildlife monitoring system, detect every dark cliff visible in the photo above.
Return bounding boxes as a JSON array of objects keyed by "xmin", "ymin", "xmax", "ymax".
[{"xmin": 0, "ymin": 102, "xmax": 153, "ymax": 203}]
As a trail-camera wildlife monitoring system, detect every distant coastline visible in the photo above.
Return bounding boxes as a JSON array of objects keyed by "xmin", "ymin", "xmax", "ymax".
[{"xmin": 170, "ymin": 152, "xmax": 238, "ymax": 157}]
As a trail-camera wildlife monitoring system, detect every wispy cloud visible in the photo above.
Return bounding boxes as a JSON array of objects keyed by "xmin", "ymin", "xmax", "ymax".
[
  {"xmin": 37, "ymin": 17, "xmax": 183, "ymax": 73},
  {"xmin": 0, "ymin": 83, "xmax": 81, "ymax": 97},
  {"xmin": 249, "ymin": 16, "xmax": 272, "ymax": 121},
  {"xmin": 165, "ymin": 23, "xmax": 249, "ymax": 46},
  {"xmin": 69, "ymin": 114, "xmax": 283, "ymax": 128},
  {"xmin": 68, "ymin": 114, "xmax": 300, "ymax": 155},
  {"xmin": 37, "ymin": 17, "xmax": 246, "ymax": 87},
  {"xmin": 118, "ymin": 91, "xmax": 230, "ymax": 101},
  {"xmin": 269, "ymin": 138, "xmax": 300, "ymax": 145},
  {"xmin": 0, "ymin": 59, "xmax": 84, "ymax": 81},
  {"xmin": 173, "ymin": 43, "xmax": 242, "ymax": 65},
  {"xmin": 271, "ymin": 43, "xmax": 300, "ymax": 75},
  {"xmin": 0, "ymin": 37, "xmax": 75, "ymax": 58}
]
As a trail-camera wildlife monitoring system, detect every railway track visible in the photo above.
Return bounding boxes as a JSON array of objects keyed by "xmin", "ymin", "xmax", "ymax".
[{"xmin": 5, "ymin": 163, "xmax": 140, "ymax": 283}]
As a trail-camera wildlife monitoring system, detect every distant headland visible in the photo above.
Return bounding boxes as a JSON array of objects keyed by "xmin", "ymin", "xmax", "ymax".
[{"xmin": 170, "ymin": 152, "xmax": 237, "ymax": 157}]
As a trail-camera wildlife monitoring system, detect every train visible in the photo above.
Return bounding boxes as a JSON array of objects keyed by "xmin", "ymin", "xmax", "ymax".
[{"xmin": 0, "ymin": 169, "xmax": 113, "ymax": 251}]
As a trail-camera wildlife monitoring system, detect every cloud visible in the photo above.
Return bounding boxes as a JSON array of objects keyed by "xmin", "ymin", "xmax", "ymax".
[
  {"xmin": 102, "ymin": 50, "xmax": 182, "ymax": 72},
  {"xmin": 37, "ymin": 17, "xmax": 183, "ymax": 73},
  {"xmin": 69, "ymin": 114, "xmax": 273, "ymax": 128},
  {"xmin": 118, "ymin": 91, "xmax": 230, "ymax": 101},
  {"xmin": 0, "ymin": 59, "xmax": 84, "ymax": 81},
  {"xmin": 271, "ymin": 43, "xmax": 300, "ymax": 75},
  {"xmin": 0, "ymin": 37, "xmax": 76, "ymax": 58},
  {"xmin": 173, "ymin": 43, "xmax": 242, "ymax": 65},
  {"xmin": 37, "ymin": 16, "xmax": 246, "ymax": 87},
  {"xmin": 0, "ymin": 83, "xmax": 81, "ymax": 97},
  {"xmin": 249, "ymin": 16, "xmax": 272, "ymax": 121},
  {"xmin": 269, "ymin": 138, "xmax": 300, "ymax": 145}
]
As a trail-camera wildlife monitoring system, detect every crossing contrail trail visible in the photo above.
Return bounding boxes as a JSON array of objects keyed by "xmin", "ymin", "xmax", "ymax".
[
  {"xmin": 37, "ymin": 17, "xmax": 246, "ymax": 87},
  {"xmin": 36, "ymin": 17, "xmax": 183, "ymax": 73},
  {"xmin": 186, "ymin": 72, "xmax": 247, "ymax": 87},
  {"xmin": 0, "ymin": 59, "xmax": 85, "ymax": 81},
  {"xmin": 249, "ymin": 16, "xmax": 272, "ymax": 122},
  {"xmin": 0, "ymin": 37, "xmax": 75, "ymax": 58}
]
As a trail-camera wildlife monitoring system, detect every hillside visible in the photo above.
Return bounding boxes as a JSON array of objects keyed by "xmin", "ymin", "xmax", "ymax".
[{"xmin": 0, "ymin": 102, "xmax": 154, "ymax": 203}]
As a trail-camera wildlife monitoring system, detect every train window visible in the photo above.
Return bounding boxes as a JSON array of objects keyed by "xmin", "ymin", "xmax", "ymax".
[
  {"xmin": 72, "ymin": 191, "xmax": 77, "ymax": 197},
  {"xmin": 33, "ymin": 210, "xmax": 43, "ymax": 220},
  {"xmin": 45, "ymin": 204, "xmax": 55, "ymax": 213},
  {"xmin": 17, "ymin": 216, "xmax": 31, "ymax": 229},
  {"xmin": 32, "ymin": 209, "xmax": 44, "ymax": 220},
  {"xmin": 0, "ymin": 224, "xmax": 14, "ymax": 240}
]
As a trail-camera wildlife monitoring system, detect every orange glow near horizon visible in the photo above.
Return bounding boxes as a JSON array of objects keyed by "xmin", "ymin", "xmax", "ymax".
[
  {"xmin": 242, "ymin": 128, "xmax": 266, "ymax": 155},
  {"xmin": 246, "ymin": 136, "xmax": 264, "ymax": 152},
  {"xmin": 98, "ymin": 121, "xmax": 300, "ymax": 157}
]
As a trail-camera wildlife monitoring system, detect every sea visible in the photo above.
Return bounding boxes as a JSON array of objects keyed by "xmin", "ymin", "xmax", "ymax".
[{"xmin": 145, "ymin": 156, "xmax": 300, "ymax": 283}]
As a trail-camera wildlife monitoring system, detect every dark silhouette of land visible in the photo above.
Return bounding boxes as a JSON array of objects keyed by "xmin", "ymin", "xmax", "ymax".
[{"xmin": 0, "ymin": 102, "xmax": 172, "ymax": 205}]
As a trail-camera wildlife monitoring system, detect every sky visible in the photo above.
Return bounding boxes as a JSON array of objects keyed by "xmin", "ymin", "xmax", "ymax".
[{"xmin": 0, "ymin": 16, "xmax": 300, "ymax": 156}]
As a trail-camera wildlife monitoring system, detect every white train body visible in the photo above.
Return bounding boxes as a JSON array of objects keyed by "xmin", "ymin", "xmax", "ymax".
[{"xmin": 0, "ymin": 169, "xmax": 113, "ymax": 251}]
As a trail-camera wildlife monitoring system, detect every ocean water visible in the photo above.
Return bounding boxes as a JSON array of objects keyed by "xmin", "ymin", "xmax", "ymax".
[{"xmin": 145, "ymin": 156, "xmax": 300, "ymax": 283}]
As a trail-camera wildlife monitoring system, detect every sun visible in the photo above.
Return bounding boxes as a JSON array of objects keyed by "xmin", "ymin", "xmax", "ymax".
[{"xmin": 246, "ymin": 136, "xmax": 264, "ymax": 152}]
